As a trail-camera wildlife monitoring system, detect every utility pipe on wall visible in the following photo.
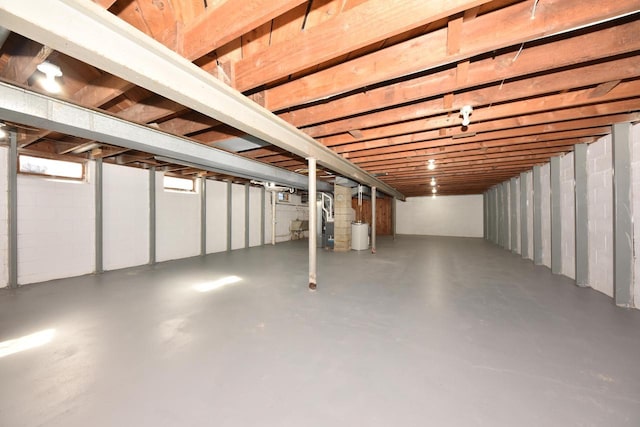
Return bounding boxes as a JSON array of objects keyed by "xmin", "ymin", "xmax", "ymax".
[
  {"xmin": 371, "ymin": 186, "xmax": 376, "ymax": 254},
  {"xmin": 308, "ymin": 157, "xmax": 317, "ymax": 291}
]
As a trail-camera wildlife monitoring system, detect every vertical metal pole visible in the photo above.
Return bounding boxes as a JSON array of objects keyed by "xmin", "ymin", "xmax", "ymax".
[
  {"xmin": 496, "ymin": 185, "xmax": 502, "ymax": 246},
  {"xmin": 613, "ymin": 123, "xmax": 633, "ymax": 307},
  {"xmin": 261, "ymin": 187, "xmax": 265, "ymax": 246},
  {"xmin": 520, "ymin": 172, "xmax": 528, "ymax": 259},
  {"xmin": 488, "ymin": 189, "xmax": 493, "ymax": 243},
  {"xmin": 200, "ymin": 176, "xmax": 206, "ymax": 256},
  {"xmin": 503, "ymin": 182, "xmax": 510, "ymax": 250},
  {"xmin": 493, "ymin": 187, "xmax": 499, "ymax": 244},
  {"xmin": 574, "ymin": 144, "xmax": 588, "ymax": 287},
  {"xmin": 308, "ymin": 157, "xmax": 317, "ymax": 290},
  {"xmin": 149, "ymin": 166, "xmax": 156, "ymax": 265},
  {"xmin": 483, "ymin": 192, "xmax": 487, "ymax": 240},
  {"xmin": 95, "ymin": 158, "xmax": 103, "ymax": 273},
  {"xmin": 8, "ymin": 131, "xmax": 18, "ymax": 288},
  {"xmin": 226, "ymin": 181, "xmax": 232, "ymax": 251},
  {"xmin": 550, "ymin": 156, "xmax": 562, "ymax": 274},
  {"xmin": 245, "ymin": 183, "xmax": 250, "ymax": 249},
  {"xmin": 510, "ymin": 178, "xmax": 518, "ymax": 252},
  {"xmin": 533, "ymin": 165, "xmax": 543, "ymax": 265},
  {"xmin": 371, "ymin": 186, "xmax": 376, "ymax": 254},
  {"xmin": 271, "ymin": 191, "xmax": 276, "ymax": 245},
  {"xmin": 392, "ymin": 197, "xmax": 396, "ymax": 240}
]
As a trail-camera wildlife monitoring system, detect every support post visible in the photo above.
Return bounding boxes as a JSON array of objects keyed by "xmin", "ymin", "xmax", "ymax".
[
  {"xmin": 149, "ymin": 166, "xmax": 156, "ymax": 265},
  {"xmin": 226, "ymin": 181, "xmax": 232, "ymax": 251},
  {"xmin": 308, "ymin": 157, "xmax": 317, "ymax": 290},
  {"xmin": 510, "ymin": 178, "xmax": 518, "ymax": 252},
  {"xmin": 503, "ymin": 182, "xmax": 510, "ymax": 250},
  {"xmin": 550, "ymin": 156, "xmax": 562, "ymax": 274},
  {"xmin": 95, "ymin": 158, "xmax": 103, "ymax": 273},
  {"xmin": 8, "ymin": 131, "xmax": 17, "ymax": 288},
  {"xmin": 613, "ymin": 123, "xmax": 633, "ymax": 307},
  {"xmin": 533, "ymin": 165, "xmax": 543, "ymax": 265},
  {"xmin": 496, "ymin": 185, "xmax": 502, "ymax": 246},
  {"xmin": 520, "ymin": 172, "xmax": 528, "ymax": 259},
  {"xmin": 261, "ymin": 187, "xmax": 265, "ymax": 246},
  {"xmin": 371, "ymin": 186, "xmax": 376, "ymax": 254},
  {"xmin": 574, "ymin": 144, "xmax": 588, "ymax": 286},
  {"xmin": 392, "ymin": 197, "xmax": 396, "ymax": 240},
  {"xmin": 200, "ymin": 176, "xmax": 206, "ymax": 256},
  {"xmin": 245, "ymin": 183, "xmax": 250, "ymax": 249}
]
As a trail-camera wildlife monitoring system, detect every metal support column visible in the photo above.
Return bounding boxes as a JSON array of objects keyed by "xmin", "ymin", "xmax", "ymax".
[
  {"xmin": 613, "ymin": 123, "xmax": 633, "ymax": 307},
  {"xmin": 261, "ymin": 187, "xmax": 265, "ymax": 246},
  {"xmin": 550, "ymin": 156, "xmax": 562, "ymax": 274},
  {"xmin": 308, "ymin": 157, "xmax": 317, "ymax": 291},
  {"xmin": 200, "ymin": 176, "xmax": 206, "ymax": 256},
  {"xmin": 371, "ymin": 186, "xmax": 376, "ymax": 254},
  {"xmin": 496, "ymin": 186, "xmax": 502, "ymax": 246},
  {"xmin": 510, "ymin": 178, "xmax": 518, "ymax": 252},
  {"xmin": 574, "ymin": 144, "xmax": 589, "ymax": 287},
  {"xmin": 503, "ymin": 182, "xmax": 510, "ymax": 250},
  {"xmin": 244, "ymin": 183, "xmax": 250, "ymax": 249},
  {"xmin": 148, "ymin": 166, "xmax": 156, "ymax": 265},
  {"xmin": 8, "ymin": 131, "xmax": 17, "ymax": 288},
  {"xmin": 271, "ymin": 191, "xmax": 276, "ymax": 245},
  {"xmin": 533, "ymin": 165, "xmax": 543, "ymax": 265},
  {"xmin": 520, "ymin": 172, "xmax": 528, "ymax": 259},
  {"xmin": 488, "ymin": 189, "xmax": 494, "ymax": 243},
  {"xmin": 226, "ymin": 181, "xmax": 232, "ymax": 251},
  {"xmin": 95, "ymin": 158, "xmax": 103, "ymax": 273}
]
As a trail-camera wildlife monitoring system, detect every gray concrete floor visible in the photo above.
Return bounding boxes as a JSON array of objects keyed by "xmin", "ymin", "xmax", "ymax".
[{"xmin": 1, "ymin": 236, "xmax": 639, "ymax": 426}]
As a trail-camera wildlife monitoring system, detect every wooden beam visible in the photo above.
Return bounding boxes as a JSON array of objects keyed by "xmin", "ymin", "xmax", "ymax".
[
  {"xmin": 180, "ymin": 0, "xmax": 307, "ymax": 61},
  {"xmin": 263, "ymin": 0, "xmax": 640, "ymax": 111},
  {"xmin": 279, "ymin": 19, "xmax": 640, "ymax": 127},
  {"xmin": 304, "ymin": 56, "xmax": 640, "ymax": 138},
  {"xmin": 234, "ymin": 0, "xmax": 492, "ymax": 90}
]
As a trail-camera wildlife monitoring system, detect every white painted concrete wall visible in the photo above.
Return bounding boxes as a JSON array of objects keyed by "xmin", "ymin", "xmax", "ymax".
[
  {"xmin": 103, "ymin": 163, "xmax": 149, "ymax": 270},
  {"xmin": 513, "ymin": 177, "xmax": 521, "ymax": 254},
  {"xmin": 274, "ymin": 193, "xmax": 309, "ymax": 243},
  {"xmin": 17, "ymin": 163, "xmax": 96, "ymax": 285},
  {"xmin": 587, "ymin": 135, "xmax": 614, "ymax": 298},
  {"xmin": 206, "ymin": 180, "xmax": 228, "ymax": 254},
  {"xmin": 249, "ymin": 187, "xmax": 262, "ymax": 247},
  {"xmin": 0, "ymin": 147, "xmax": 8, "ymax": 287},
  {"xmin": 396, "ymin": 195, "xmax": 483, "ymax": 238},
  {"xmin": 231, "ymin": 184, "xmax": 246, "ymax": 250},
  {"xmin": 631, "ymin": 123, "xmax": 640, "ymax": 307},
  {"xmin": 156, "ymin": 172, "xmax": 200, "ymax": 262},
  {"xmin": 526, "ymin": 171, "xmax": 534, "ymax": 260},
  {"xmin": 540, "ymin": 163, "xmax": 551, "ymax": 268},
  {"xmin": 560, "ymin": 153, "xmax": 576, "ymax": 279}
]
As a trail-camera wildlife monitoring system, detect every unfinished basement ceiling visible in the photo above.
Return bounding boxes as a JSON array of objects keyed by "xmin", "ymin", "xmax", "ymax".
[{"xmin": 0, "ymin": 0, "xmax": 639, "ymax": 196}]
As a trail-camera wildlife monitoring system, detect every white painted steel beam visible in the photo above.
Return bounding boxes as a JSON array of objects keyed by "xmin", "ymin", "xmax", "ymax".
[
  {"xmin": 0, "ymin": 81, "xmax": 331, "ymax": 192},
  {"xmin": 0, "ymin": 0, "xmax": 404, "ymax": 201}
]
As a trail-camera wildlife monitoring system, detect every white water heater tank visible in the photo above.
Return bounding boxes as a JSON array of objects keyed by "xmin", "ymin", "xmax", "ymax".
[{"xmin": 351, "ymin": 222, "xmax": 369, "ymax": 251}]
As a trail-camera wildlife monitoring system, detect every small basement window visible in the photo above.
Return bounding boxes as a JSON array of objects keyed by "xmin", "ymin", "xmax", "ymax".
[
  {"xmin": 163, "ymin": 175, "xmax": 195, "ymax": 192},
  {"xmin": 18, "ymin": 154, "xmax": 85, "ymax": 180}
]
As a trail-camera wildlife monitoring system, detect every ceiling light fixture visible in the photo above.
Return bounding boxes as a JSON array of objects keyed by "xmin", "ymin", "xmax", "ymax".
[
  {"xmin": 432, "ymin": 188, "xmax": 437, "ymax": 194},
  {"xmin": 460, "ymin": 105, "xmax": 473, "ymax": 127},
  {"xmin": 430, "ymin": 177, "xmax": 436, "ymax": 187},
  {"xmin": 427, "ymin": 159, "xmax": 436, "ymax": 170},
  {"xmin": 36, "ymin": 61, "xmax": 62, "ymax": 94}
]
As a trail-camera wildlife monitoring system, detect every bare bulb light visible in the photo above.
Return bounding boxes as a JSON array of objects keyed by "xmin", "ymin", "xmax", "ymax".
[
  {"xmin": 36, "ymin": 61, "xmax": 62, "ymax": 94},
  {"xmin": 430, "ymin": 177, "xmax": 436, "ymax": 187},
  {"xmin": 427, "ymin": 159, "xmax": 436, "ymax": 170},
  {"xmin": 460, "ymin": 105, "xmax": 473, "ymax": 127},
  {"xmin": 432, "ymin": 188, "xmax": 437, "ymax": 194}
]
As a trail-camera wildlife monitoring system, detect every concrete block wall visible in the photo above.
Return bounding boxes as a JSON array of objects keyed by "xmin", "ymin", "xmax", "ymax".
[
  {"xmin": 17, "ymin": 163, "xmax": 96, "ymax": 285},
  {"xmin": 0, "ymin": 147, "xmax": 7, "ymax": 286},
  {"xmin": 560, "ymin": 153, "xmax": 575, "ymax": 279},
  {"xmin": 396, "ymin": 195, "xmax": 484, "ymax": 238},
  {"xmin": 540, "ymin": 164, "xmax": 551, "ymax": 268},
  {"xmin": 103, "ymin": 163, "xmax": 149, "ymax": 271},
  {"xmin": 632, "ymin": 124, "xmax": 640, "ymax": 306},
  {"xmin": 206, "ymin": 180, "xmax": 228, "ymax": 254},
  {"xmin": 334, "ymin": 185, "xmax": 354, "ymax": 251},
  {"xmin": 526, "ymin": 171, "xmax": 534, "ymax": 260},
  {"xmin": 587, "ymin": 135, "xmax": 613, "ymax": 298},
  {"xmin": 270, "ymin": 192, "xmax": 309, "ymax": 244},
  {"xmin": 487, "ymin": 125, "xmax": 640, "ymax": 309}
]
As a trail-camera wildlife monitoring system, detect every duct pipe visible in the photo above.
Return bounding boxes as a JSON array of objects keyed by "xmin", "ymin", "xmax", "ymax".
[
  {"xmin": 308, "ymin": 157, "xmax": 317, "ymax": 291},
  {"xmin": 371, "ymin": 186, "xmax": 376, "ymax": 254}
]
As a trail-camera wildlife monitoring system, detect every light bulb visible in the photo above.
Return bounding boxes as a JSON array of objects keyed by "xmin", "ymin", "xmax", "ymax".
[
  {"xmin": 432, "ymin": 188, "xmax": 437, "ymax": 194},
  {"xmin": 39, "ymin": 76, "xmax": 61, "ymax": 93},
  {"xmin": 36, "ymin": 62, "xmax": 63, "ymax": 94},
  {"xmin": 460, "ymin": 105, "xmax": 473, "ymax": 127},
  {"xmin": 427, "ymin": 160, "xmax": 436, "ymax": 171},
  {"xmin": 430, "ymin": 177, "xmax": 436, "ymax": 187}
]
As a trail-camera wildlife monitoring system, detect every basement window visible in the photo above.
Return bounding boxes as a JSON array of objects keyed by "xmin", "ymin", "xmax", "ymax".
[
  {"xmin": 163, "ymin": 175, "xmax": 196, "ymax": 192},
  {"xmin": 18, "ymin": 154, "xmax": 85, "ymax": 180}
]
